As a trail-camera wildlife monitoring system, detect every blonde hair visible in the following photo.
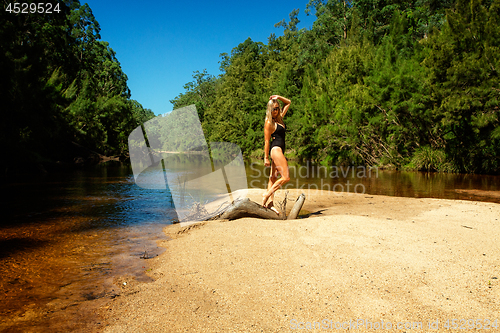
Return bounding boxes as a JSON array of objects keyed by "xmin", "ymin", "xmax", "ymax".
[{"xmin": 265, "ymin": 99, "xmax": 282, "ymax": 126}]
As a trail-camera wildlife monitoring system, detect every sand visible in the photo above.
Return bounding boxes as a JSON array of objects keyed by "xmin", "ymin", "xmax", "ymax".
[{"xmin": 99, "ymin": 189, "xmax": 500, "ymax": 332}]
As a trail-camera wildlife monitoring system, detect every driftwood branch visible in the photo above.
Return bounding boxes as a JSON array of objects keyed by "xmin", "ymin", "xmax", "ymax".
[
  {"xmin": 220, "ymin": 198, "xmax": 285, "ymax": 220},
  {"xmin": 287, "ymin": 193, "xmax": 306, "ymax": 220},
  {"xmin": 216, "ymin": 193, "xmax": 306, "ymax": 221}
]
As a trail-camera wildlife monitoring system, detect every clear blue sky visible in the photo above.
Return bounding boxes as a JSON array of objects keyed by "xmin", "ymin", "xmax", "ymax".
[{"xmin": 83, "ymin": 0, "xmax": 316, "ymax": 115}]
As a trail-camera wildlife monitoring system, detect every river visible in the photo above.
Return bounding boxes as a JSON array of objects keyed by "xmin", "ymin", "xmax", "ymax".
[{"xmin": 1, "ymin": 161, "xmax": 499, "ymax": 331}]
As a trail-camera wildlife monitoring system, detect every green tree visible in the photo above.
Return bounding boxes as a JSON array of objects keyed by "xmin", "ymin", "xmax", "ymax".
[
  {"xmin": 422, "ymin": 0, "xmax": 500, "ymax": 172},
  {"xmin": 203, "ymin": 38, "xmax": 270, "ymax": 154},
  {"xmin": 167, "ymin": 0, "xmax": 500, "ymax": 174},
  {"xmin": 1, "ymin": 0, "xmax": 152, "ymax": 173},
  {"xmin": 170, "ymin": 69, "xmax": 219, "ymax": 123}
]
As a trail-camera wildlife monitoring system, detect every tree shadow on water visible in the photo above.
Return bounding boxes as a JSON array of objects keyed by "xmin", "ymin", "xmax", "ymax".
[{"xmin": 0, "ymin": 237, "xmax": 50, "ymax": 260}]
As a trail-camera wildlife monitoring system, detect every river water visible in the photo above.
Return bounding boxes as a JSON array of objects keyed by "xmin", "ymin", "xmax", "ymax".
[
  {"xmin": 0, "ymin": 164, "xmax": 176, "ymax": 332},
  {"xmin": 1, "ymin": 161, "xmax": 499, "ymax": 331}
]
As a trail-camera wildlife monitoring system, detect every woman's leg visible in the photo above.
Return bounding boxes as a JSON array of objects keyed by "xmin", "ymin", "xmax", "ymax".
[
  {"xmin": 266, "ymin": 160, "xmax": 278, "ymax": 207},
  {"xmin": 262, "ymin": 147, "xmax": 290, "ymax": 206}
]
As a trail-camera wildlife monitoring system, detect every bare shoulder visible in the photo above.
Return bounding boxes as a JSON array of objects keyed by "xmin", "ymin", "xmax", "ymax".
[{"xmin": 264, "ymin": 119, "xmax": 274, "ymax": 130}]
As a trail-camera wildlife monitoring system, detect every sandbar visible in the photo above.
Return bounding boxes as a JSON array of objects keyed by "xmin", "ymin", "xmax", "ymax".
[{"xmin": 99, "ymin": 189, "xmax": 500, "ymax": 332}]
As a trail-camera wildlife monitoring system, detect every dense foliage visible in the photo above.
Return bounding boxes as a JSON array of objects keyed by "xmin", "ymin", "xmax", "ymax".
[
  {"xmin": 3, "ymin": 0, "xmax": 498, "ymax": 174},
  {"xmin": 172, "ymin": 0, "xmax": 500, "ymax": 174},
  {"xmin": 1, "ymin": 0, "xmax": 154, "ymax": 173}
]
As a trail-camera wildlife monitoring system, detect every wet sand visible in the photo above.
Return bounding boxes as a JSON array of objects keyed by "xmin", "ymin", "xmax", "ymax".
[{"xmin": 99, "ymin": 189, "xmax": 500, "ymax": 332}]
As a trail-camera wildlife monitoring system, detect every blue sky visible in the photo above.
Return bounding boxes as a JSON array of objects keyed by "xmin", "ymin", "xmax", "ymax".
[{"xmin": 83, "ymin": 0, "xmax": 316, "ymax": 115}]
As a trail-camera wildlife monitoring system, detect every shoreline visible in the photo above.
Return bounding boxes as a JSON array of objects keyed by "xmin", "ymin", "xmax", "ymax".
[{"xmin": 99, "ymin": 189, "xmax": 500, "ymax": 332}]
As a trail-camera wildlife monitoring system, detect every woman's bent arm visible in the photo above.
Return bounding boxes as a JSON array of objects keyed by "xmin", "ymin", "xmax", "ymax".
[{"xmin": 270, "ymin": 95, "xmax": 291, "ymax": 118}]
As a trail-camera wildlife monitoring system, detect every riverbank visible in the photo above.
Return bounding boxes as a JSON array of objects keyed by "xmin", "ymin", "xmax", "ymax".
[{"xmin": 99, "ymin": 189, "xmax": 500, "ymax": 332}]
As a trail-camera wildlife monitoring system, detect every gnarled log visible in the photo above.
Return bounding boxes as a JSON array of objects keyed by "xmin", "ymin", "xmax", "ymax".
[
  {"xmin": 219, "ymin": 198, "xmax": 284, "ymax": 220},
  {"xmin": 216, "ymin": 193, "xmax": 306, "ymax": 221},
  {"xmin": 287, "ymin": 193, "xmax": 306, "ymax": 220}
]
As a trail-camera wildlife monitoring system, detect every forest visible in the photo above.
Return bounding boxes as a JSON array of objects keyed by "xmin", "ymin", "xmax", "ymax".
[
  {"xmin": 1, "ymin": 0, "xmax": 154, "ymax": 174},
  {"xmin": 2, "ymin": 0, "xmax": 499, "ymax": 175},
  {"xmin": 172, "ymin": 0, "xmax": 500, "ymax": 174}
]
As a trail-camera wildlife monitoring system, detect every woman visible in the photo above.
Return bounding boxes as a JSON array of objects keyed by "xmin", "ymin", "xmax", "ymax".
[{"xmin": 262, "ymin": 95, "xmax": 291, "ymax": 212}]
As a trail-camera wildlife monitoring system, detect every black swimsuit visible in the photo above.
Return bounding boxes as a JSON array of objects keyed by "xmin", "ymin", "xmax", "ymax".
[{"xmin": 269, "ymin": 122, "xmax": 286, "ymax": 155}]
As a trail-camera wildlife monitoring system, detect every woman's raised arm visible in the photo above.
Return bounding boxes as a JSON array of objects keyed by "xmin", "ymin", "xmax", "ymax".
[{"xmin": 270, "ymin": 95, "xmax": 291, "ymax": 118}]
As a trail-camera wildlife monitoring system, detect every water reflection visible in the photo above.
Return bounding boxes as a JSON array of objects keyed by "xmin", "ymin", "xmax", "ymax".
[
  {"xmin": 133, "ymin": 144, "xmax": 248, "ymax": 222},
  {"xmin": 0, "ymin": 164, "xmax": 175, "ymax": 331},
  {"xmin": 246, "ymin": 161, "xmax": 500, "ymax": 203}
]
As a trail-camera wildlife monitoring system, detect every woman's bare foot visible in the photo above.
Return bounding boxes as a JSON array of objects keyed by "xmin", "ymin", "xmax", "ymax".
[{"xmin": 266, "ymin": 201, "xmax": 280, "ymax": 215}]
